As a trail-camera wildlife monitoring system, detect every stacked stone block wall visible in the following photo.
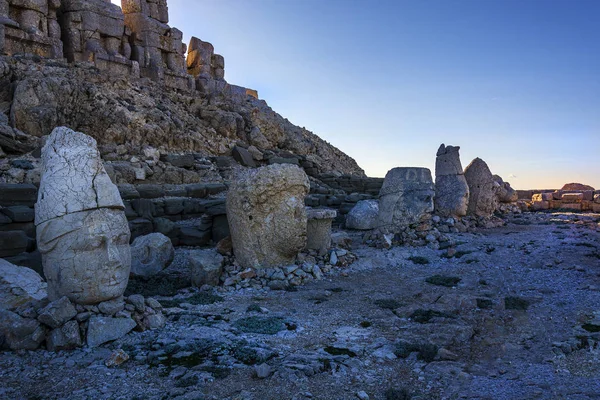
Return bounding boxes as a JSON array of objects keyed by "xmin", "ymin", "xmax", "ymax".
[{"xmin": 530, "ymin": 190, "xmax": 600, "ymax": 212}]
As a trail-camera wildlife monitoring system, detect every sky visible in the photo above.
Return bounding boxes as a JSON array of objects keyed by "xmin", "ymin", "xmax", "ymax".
[{"xmin": 112, "ymin": 0, "xmax": 600, "ymax": 189}]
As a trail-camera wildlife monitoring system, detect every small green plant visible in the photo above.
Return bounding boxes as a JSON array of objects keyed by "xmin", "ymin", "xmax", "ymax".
[
  {"xmin": 384, "ymin": 388, "xmax": 411, "ymax": 400},
  {"xmin": 454, "ymin": 250, "xmax": 473, "ymax": 258},
  {"xmin": 360, "ymin": 321, "xmax": 372, "ymax": 328},
  {"xmin": 246, "ymin": 304, "xmax": 262, "ymax": 313},
  {"xmin": 504, "ymin": 296, "xmax": 530, "ymax": 310},
  {"xmin": 233, "ymin": 316, "xmax": 286, "ymax": 334},
  {"xmin": 409, "ymin": 309, "xmax": 455, "ymax": 323},
  {"xmin": 160, "ymin": 292, "xmax": 224, "ymax": 308},
  {"xmin": 393, "ymin": 341, "xmax": 438, "ymax": 363},
  {"xmin": 425, "ymin": 275, "xmax": 461, "ymax": 287},
  {"xmin": 476, "ymin": 298, "xmax": 494, "ymax": 309},
  {"xmin": 374, "ymin": 299, "xmax": 403, "ymax": 310},
  {"xmin": 408, "ymin": 256, "xmax": 429, "ymax": 265},
  {"xmin": 324, "ymin": 346, "xmax": 357, "ymax": 357},
  {"xmin": 125, "ymin": 274, "xmax": 189, "ymax": 297}
]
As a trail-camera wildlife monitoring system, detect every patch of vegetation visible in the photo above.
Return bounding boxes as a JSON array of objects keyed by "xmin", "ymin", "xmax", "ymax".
[
  {"xmin": 479, "ymin": 279, "xmax": 488, "ymax": 285},
  {"xmin": 374, "ymin": 299, "xmax": 403, "ymax": 310},
  {"xmin": 324, "ymin": 346, "xmax": 357, "ymax": 357},
  {"xmin": 485, "ymin": 246, "xmax": 496, "ymax": 253},
  {"xmin": 384, "ymin": 388, "xmax": 412, "ymax": 400},
  {"xmin": 360, "ymin": 321, "xmax": 372, "ymax": 328},
  {"xmin": 160, "ymin": 292, "xmax": 224, "ymax": 308},
  {"xmin": 393, "ymin": 341, "xmax": 438, "ymax": 362},
  {"xmin": 409, "ymin": 309, "xmax": 455, "ymax": 323},
  {"xmin": 575, "ymin": 242, "xmax": 596, "ymax": 248},
  {"xmin": 232, "ymin": 345, "xmax": 264, "ymax": 365},
  {"xmin": 328, "ymin": 287, "xmax": 344, "ymax": 293},
  {"xmin": 585, "ymin": 252, "xmax": 600, "ymax": 259},
  {"xmin": 582, "ymin": 324, "xmax": 600, "ymax": 333},
  {"xmin": 465, "ymin": 259, "xmax": 479, "ymax": 264},
  {"xmin": 233, "ymin": 316, "xmax": 286, "ymax": 334},
  {"xmin": 246, "ymin": 304, "xmax": 262, "ymax": 313},
  {"xmin": 152, "ymin": 339, "xmax": 218, "ymax": 368},
  {"xmin": 476, "ymin": 298, "xmax": 494, "ymax": 309},
  {"xmin": 426, "ymin": 275, "xmax": 461, "ymax": 287},
  {"xmin": 175, "ymin": 374, "xmax": 199, "ymax": 388},
  {"xmin": 454, "ymin": 250, "xmax": 473, "ymax": 258},
  {"xmin": 504, "ymin": 296, "xmax": 530, "ymax": 310},
  {"xmin": 125, "ymin": 274, "xmax": 189, "ymax": 297},
  {"xmin": 408, "ymin": 256, "xmax": 430, "ymax": 265}
]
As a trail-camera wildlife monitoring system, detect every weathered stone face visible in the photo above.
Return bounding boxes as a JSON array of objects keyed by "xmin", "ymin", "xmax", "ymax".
[
  {"xmin": 464, "ymin": 158, "xmax": 498, "ymax": 217},
  {"xmin": 377, "ymin": 167, "xmax": 434, "ymax": 229},
  {"xmin": 37, "ymin": 208, "xmax": 131, "ymax": 304},
  {"xmin": 434, "ymin": 144, "xmax": 469, "ymax": 217},
  {"xmin": 35, "ymin": 127, "xmax": 131, "ymax": 305},
  {"xmin": 226, "ymin": 164, "xmax": 309, "ymax": 268},
  {"xmin": 493, "ymin": 175, "xmax": 518, "ymax": 203}
]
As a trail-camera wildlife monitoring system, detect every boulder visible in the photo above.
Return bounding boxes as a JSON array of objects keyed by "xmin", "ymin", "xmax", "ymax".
[
  {"xmin": 434, "ymin": 144, "xmax": 469, "ymax": 217},
  {"xmin": 0, "ymin": 309, "xmax": 46, "ymax": 350},
  {"xmin": 46, "ymin": 320, "xmax": 82, "ymax": 351},
  {"xmin": 464, "ymin": 158, "xmax": 498, "ymax": 217},
  {"xmin": 130, "ymin": 233, "xmax": 174, "ymax": 278},
  {"xmin": 0, "ymin": 259, "xmax": 47, "ymax": 311},
  {"xmin": 561, "ymin": 183, "xmax": 595, "ymax": 191},
  {"xmin": 226, "ymin": 164, "xmax": 310, "ymax": 268},
  {"xmin": 35, "ymin": 127, "xmax": 131, "ymax": 305},
  {"xmin": 345, "ymin": 200, "xmax": 379, "ymax": 230},
  {"xmin": 37, "ymin": 296, "xmax": 77, "ymax": 329},
  {"xmin": 493, "ymin": 175, "xmax": 518, "ymax": 203},
  {"xmin": 86, "ymin": 316, "xmax": 136, "ymax": 347},
  {"xmin": 189, "ymin": 249, "xmax": 224, "ymax": 287},
  {"xmin": 232, "ymin": 146, "xmax": 256, "ymax": 167},
  {"xmin": 377, "ymin": 167, "xmax": 435, "ymax": 229}
]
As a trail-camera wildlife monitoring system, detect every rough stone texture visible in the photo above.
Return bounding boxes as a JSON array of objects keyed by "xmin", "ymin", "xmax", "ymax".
[
  {"xmin": 0, "ymin": 309, "xmax": 45, "ymax": 350},
  {"xmin": 305, "ymin": 208, "xmax": 336, "ymax": 254},
  {"xmin": 434, "ymin": 144, "xmax": 469, "ymax": 217},
  {"xmin": 35, "ymin": 127, "xmax": 131, "ymax": 305},
  {"xmin": 232, "ymin": 145, "xmax": 256, "ymax": 168},
  {"xmin": 493, "ymin": 175, "xmax": 518, "ymax": 203},
  {"xmin": 130, "ymin": 233, "xmax": 174, "ymax": 278},
  {"xmin": 189, "ymin": 249, "xmax": 224, "ymax": 287},
  {"xmin": 464, "ymin": 158, "xmax": 498, "ymax": 217},
  {"xmin": 377, "ymin": 168, "xmax": 435, "ymax": 229},
  {"xmin": 46, "ymin": 320, "xmax": 82, "ymax": 352},
  {"xmin": 35, "ymin": 127, "xmax": 124, "ymax": 225},
  {"xmin": 86, "ymin": 315, "xmax": 136, "ymax": 347},
  {"xmin": 3, "ymin": 56, "xmax": 364, "ymax": 177},
  {"xmin": 226, "ymin": 164, "xmax": 310, "ymax": 268},
  {"xmin": 0, "ymin": 259, "xmax": 46, "ymax": 311},
  {"xmin": 345, "ymin": 200, "xmax": 379, "ymax": 230},
  {"xmin": 561, "ymin": 183, "xmax": 595, "ymax": 191},
  {"xmin": 37, "ymin": 296, "xmax": 77, "ymax": 329}
]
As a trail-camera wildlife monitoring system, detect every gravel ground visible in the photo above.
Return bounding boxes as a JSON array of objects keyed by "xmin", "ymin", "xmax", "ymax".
[{"xmin": 1, "ymin": 211, "xmax": 600, "ymax": 400}]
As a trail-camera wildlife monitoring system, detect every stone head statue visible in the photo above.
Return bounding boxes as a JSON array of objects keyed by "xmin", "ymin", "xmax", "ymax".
[
  {"xmin": 35, "ymin": 127, "xmax": 131, "ymax": 305},
  {"xmin": 226, "ymin": 164, "xmax": 309, "ymax": 268}
]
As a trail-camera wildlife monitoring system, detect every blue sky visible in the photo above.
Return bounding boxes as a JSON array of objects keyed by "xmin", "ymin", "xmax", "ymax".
[{"xmin": 114, "ymin": 0, "xmax": 600, "ymax": 189}]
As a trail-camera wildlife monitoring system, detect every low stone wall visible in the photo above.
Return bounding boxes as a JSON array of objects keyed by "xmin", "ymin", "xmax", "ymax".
[{"xmin": 531, "ymin": 190, "xmax": 600, "ymax": 212}]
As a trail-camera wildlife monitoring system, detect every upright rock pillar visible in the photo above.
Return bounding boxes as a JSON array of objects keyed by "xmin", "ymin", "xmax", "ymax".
[
  {"xmin": 464, "ymin": 157, "xmax": 498, "ymax": 217},
  {"xmin": 434, "ymin": 144, "xmax": 469, "ymax": 217}
]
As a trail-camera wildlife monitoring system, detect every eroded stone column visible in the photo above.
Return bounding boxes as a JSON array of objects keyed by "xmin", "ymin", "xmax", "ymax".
[
  {"xmin": 464, "ymin": 157, "xmax": 498, "ymax": 217},
  {"xmin": 434, "ymin": 144, "xmax": 469, "ymax": 217}
]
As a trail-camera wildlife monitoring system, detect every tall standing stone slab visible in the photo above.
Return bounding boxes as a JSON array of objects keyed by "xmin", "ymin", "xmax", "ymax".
[
  {"xmin": 434, "ymin": 144, "xmax": 469, "ymax": 217},
  {"xmin": 35, "ymin": 127, "xmax": 131, "ymax": 305},
  {"xmin": 226, "ymin": 164, "xmax": 309, "ymax": 268},
  {"xmin": 377, "ymin": 167, "xmax": 435, "ymax": 230},
  {"xmin": 464, "ymin": 158, "xmax": 498, "ymax": 217}
]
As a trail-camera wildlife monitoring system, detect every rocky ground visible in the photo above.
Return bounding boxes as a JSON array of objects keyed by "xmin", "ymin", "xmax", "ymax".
[{"xmin": 1, "ymin": 211, "xmax": 600, "ymax": 400}]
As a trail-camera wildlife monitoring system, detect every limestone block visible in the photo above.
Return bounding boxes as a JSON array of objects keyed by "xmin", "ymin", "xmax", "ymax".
[
  {"xmin": 594, "ymin": 194, "xmax": 600, "ymax": 204},
  {"xmin": 0, "ymin": 183, "xmax": 38, "ymax": 207},
  {"xmin": 552, "ymin": 191, "xmax": 563, "ymax": 200},
  {"xmin": 37, "ymin": 296, "xmax": 77, "ymax": 328},
  {"xmin": 562, "ymin": 203, "xmax": 582, "ymax": 211},
  {"xmin": 0, "ymin": 309, "xmax": 46, "ymax": 350},
  {"xmin": 0, "ymin": 230, "xmax": 30, "ymax": 257},
  {"xmin": 130, "ymin": 232, "xmax": 174, "ymax": 278},
  {"xmin": 532, "ymin": 201, "xmax": 550, "ymax": 210},
  {"xmin": 86, "ymin": 316, "xmax": 136, "ymax": 347},
  {"xmin": 345, "ymin": 199, "xmax": 379, "ymax": 230},
  {"xmin": 226, "ymin": 164, "xmax": 309, "ymax": 268},
  {"xmin": 46, "ymin": 320, "xmax": 81, "ymax": 351},
  {"xmin": 464, "ymin": 158, "xmax": 498, "ymax": 217},
  {"xmin": 0, "ymin": 258, "xmax": 47, "ymax": 311},
  {"xmin": 189, "ymin": 249, "xmax": 224, "ymax": 287},
  {"xmin": 35, "ymin": 127, "xmax": 124, "ymax": 225},
  {"xmin": 562, "ymin": 193, "xmax": 583, "ymax": 202},
  {"xmin": 232, "ymin": 145, "xmax": 256, "ymax": 167},
  {"xmin": 305, "ymin": 208, "xmax": 336, "ymax": 254},
  {"xmin": 377, "ymin": 167, "xmax": 434, "ymax": 229}
]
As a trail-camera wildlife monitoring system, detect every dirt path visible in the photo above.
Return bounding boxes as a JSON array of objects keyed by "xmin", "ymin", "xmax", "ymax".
[{"xmin": 1, "ymin": 212, "xmax": 600, "ymax": 400}]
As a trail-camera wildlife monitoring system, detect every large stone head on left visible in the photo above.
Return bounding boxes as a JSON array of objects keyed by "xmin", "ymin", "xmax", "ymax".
[{"xmin": 35, "ymin": 127, "xmax": 131, "ymax": 305}]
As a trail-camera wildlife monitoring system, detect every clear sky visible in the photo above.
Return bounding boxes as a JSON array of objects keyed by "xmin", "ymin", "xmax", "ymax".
[{"xmin": 113, "ymin": 0, "xmax": 599, "ymax": 189}]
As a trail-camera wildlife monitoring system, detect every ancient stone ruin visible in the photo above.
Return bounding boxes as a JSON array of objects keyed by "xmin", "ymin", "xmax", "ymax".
[{"xmin": 434, "ymin": 144, "xmax": 469, "ymax": 218}]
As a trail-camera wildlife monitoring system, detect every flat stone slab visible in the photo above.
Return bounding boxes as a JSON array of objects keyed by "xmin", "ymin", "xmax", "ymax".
[
  {"xmin": 306, "ymin": 208, "xmax": 337, "ymax": 220},
  {"xmin": 86, "ymin": 316, "xmax": 136, "ymax": 347}
]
